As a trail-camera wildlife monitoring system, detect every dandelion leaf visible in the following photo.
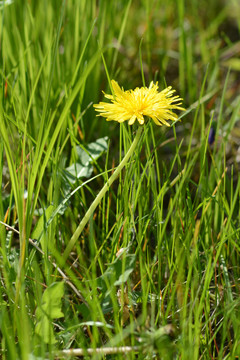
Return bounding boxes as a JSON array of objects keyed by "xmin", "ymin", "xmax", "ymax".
[{"xmin": 35, "ymin": 282, "xmax": 64, "ymax": 344}]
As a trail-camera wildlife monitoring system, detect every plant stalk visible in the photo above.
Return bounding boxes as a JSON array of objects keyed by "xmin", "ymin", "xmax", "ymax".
[{"xmin": 63, "ymin": 126, "xmax": 143, "ymax": 262}]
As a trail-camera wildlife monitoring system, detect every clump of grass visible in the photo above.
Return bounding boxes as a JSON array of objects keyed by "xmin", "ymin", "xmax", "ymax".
[{"xmin": 0, "ymin": 0, "xmax": 240, "ymax": 359}]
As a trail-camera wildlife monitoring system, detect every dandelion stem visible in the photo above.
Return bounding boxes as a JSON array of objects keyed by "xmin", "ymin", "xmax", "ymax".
[{"xmin": 63, "ymin": 126, "xmax": 143, "ymax": 262}]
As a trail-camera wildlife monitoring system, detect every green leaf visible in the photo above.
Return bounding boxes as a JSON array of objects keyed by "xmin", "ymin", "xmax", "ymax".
[
  {"xmin": 64, "ymin": 162, "xmax": 92, "ymax": 182},
  {"xmin": 78, "ymin": 136, "xmax": 109, "ymax": 164},
  {"xmin": 63, "ymin": 136, "xmax": 108, "ymax": 184},
  {"xmin": 35, "ymin": 282, "xmax": 64, "ymax": 344},
  {"xmin": 114, "ymin": 268, "xmax": 134, "ymax": 286},
  {"xmin": 35, "ymin": 316, "xmax": 57, "ymax": 345},
  {"xmin": 36, "ymin": 282, "xmax": 64, "ymax": 320},
  {"xmin": 97, "ymin": 253, "xmax": 136, "ymax": 292}
]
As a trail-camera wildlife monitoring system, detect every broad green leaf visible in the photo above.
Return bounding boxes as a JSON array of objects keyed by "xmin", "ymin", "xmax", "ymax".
[
  {"xmin": 97, "ymin": 253, "xmax": 136, "ymax": 292},
  {"xmin": 63, "ymin": 136, "xmax": 108, "ymax": 184},
  {"xmin": 36, "ymin": 282, "xmax": 64, "ymax": 320},
  {"xmin": 35, "ymin": 316, "xmax": 56, "ymax": 345},
  {"xmin": 64, "ymin": 162, "xmax": 92, "ymax": 182},
  {"xmin": 35, "ymin": 282, "xmax": 64, "ymax": 344},
  {"xmin": 77, "ymin": 136, "xmax": 109, "ymax": 165},
  {"xmin": 114, "ymin": 268, "xmax": 135, "ymax": 286},
  {"xmin": 97, "ymin": 253, "xmax": 136, "ymax": 314}
]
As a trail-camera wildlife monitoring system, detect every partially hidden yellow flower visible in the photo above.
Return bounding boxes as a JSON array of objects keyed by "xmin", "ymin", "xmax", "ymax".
[{"xmin": 94, "ymin": 80, "xmax": 185, "ymax": 126}]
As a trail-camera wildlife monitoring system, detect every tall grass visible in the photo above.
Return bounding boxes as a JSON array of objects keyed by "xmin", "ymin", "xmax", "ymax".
[{"xmin": 0, "ymin": 0, "xmax": 240, "ymax": 359}]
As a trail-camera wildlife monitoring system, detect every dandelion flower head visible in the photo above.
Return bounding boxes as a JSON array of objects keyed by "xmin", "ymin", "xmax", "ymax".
[{"xmin": 94, "ymin": 80, "xmax": 184, "ymax": 126}]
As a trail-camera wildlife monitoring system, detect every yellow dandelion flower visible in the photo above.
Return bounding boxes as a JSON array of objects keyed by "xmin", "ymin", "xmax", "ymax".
[{"xmin": 94, "ymin": 80, "xmax": 185, "ymax": 126}]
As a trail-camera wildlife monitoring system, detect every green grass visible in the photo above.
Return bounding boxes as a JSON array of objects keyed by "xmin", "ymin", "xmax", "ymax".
[{"xmin": 0, "ymin": 0, "xmax": 240, "ymax": 359}]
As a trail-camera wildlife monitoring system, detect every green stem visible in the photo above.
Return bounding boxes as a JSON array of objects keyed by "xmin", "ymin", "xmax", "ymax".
[{"xmin": 63, "ymin": 126, "xmax": 143, "ymax": 262}]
